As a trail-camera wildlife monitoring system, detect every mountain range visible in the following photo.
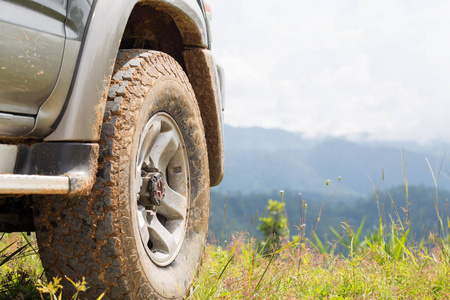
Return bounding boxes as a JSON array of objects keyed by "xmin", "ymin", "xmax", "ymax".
[{"xmin": 215, "ymin": 125, "xmax": 450, "ymax": 197}]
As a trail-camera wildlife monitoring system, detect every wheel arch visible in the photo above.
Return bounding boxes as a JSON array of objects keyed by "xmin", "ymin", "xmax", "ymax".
[
  {"xmin": 120, "ymin": 2, "xmax": 225, "ymax": 186},
  {"xmin": 45, "ymin": 0, "xmax": 224, "ymax": 186}
]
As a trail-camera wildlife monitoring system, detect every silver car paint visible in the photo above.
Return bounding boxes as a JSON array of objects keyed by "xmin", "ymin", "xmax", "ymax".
[
  {"xmin": 31, "ymin": 0, "xmax": 93, "ymax": 136},
  {"xmin": 0, "ymin": 144, "xmax": 18, "ymax": 173},
  {"xmin": 0, "ymin": 0, "xmax": 93, "ymax": 137},
  {"xmin": 0, "ymin": 0, "xmax": 209, "ymax": 139},
  {"xmin": 0, "ymin": 1, "xmax": 66, "ymax": 115},
  {"xmin": 65, "ymin": 0, "xmax": 93, "ymax": 41},
  {"xmin": 0, "ymin": 112, "xmax": 35, "ymax": 136},
  {"xmin": 30, "ymin": 39, "xmax": 80, "ymax": 137}
]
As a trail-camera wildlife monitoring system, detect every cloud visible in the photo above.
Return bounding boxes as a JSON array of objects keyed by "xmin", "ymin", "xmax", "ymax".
[{"xmin": 211, "ymin": 0, "xmax": 450, "ymax": 144}]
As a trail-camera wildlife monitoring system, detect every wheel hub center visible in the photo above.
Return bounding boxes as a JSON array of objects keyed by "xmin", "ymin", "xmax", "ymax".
[
  {"xmin": 139, "ymin": 172, "xmax": 165, "ymax": 208},
  {"xmin": 155, "ymin": 177, "xmax": 164, "ymax": 200}
]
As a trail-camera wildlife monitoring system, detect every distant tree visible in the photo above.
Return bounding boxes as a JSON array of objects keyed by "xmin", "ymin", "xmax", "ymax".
[{"xmin": 258, "ymin": 199, "xmax": 289, "ymax": 253}]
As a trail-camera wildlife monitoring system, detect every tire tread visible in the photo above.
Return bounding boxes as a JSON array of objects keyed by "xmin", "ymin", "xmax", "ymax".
[{"xmin": 34, "ymin": 50, "xmax": 200, "ymax": 299}]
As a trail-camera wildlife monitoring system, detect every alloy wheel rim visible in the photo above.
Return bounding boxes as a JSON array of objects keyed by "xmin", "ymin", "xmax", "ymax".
[{"xmin": 135, "ymin": 112, "xmax": 189, "ymax": 267}]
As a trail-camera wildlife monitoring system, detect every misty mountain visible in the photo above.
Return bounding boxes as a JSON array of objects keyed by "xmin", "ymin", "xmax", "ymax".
[{"xmin": 215, "ymin": 125, "xmax": 450, "ymax": 196}]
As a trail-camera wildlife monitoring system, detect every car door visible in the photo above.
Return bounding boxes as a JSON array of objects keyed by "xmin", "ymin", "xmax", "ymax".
[{"xmin": 0, "ymin": 0, "xmax": 66, "ymax": 135}]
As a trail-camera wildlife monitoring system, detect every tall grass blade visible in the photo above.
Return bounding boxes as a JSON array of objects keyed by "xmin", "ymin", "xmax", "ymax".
[
  {"xmin": 248, "ymin": 253, "xmax": 255, "ymax": 289},
  {"xmin": 312, "ymin": 233, "xmax": 326, "ymax": 254},
  {"xmin": 400, "ymin": 148, "xmax": 413, "ymax": 244},
  {"xmin": 0, "ymin": 244, "xmax": 28, "ymax": 267},
  {"xmin": 21, "ymin": 232, "xmax": 39, "ymax": 256},
  {"xmin": 204, "ymin": 254, "xmax": 235, "ymax": 300},
  {"xmin": 394, "ymin": 229, "xmax": 409, "ymax": 261},
  {"xmin": 274, "ymin": 238, "xmax": 299, "ymax": 255},
  {"xmin": 329, "ymin": 225, "xmax": 349, "ymax": 249},
  {"xmin": 354, "ymin": 217, "xmax": 366, "ymax": 248},
  {"xmin": 252, "ymin": 253, "xmax": 275, "ymax": 294},
  {"xmin": 387, "ymin": 191, "xmax": 404, "ymax": 231},
  {"xmin": 0, "ymin": 241, "xmax": 15, "ymax": 256},
  {"xmin": 425, "ymin": 155, "xmax": 445, "ymax": 232}
]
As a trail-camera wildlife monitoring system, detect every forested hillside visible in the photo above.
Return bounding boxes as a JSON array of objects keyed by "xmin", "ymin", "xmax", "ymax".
[
  {"xmin": 211, "ymin": 125, "xmax": 450, "ymax": 242},
  {"xmin": 209, "ymin": 184, "xmax": 450, "ymax": 245}
]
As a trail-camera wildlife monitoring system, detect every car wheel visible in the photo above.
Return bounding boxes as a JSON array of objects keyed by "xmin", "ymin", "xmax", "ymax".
[{"xmin": 33, "ymin": 50, "xmax": 210, "ymax": 299}]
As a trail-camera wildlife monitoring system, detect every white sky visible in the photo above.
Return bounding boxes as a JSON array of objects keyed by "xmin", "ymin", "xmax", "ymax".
[{"xmin": 210, "ymin": 0, "xmax": 450, "ymax": 144}]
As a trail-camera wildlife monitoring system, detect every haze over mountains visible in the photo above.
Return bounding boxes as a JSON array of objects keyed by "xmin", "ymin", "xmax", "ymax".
[{"xmin": 215, "ymin": 125, "xmax": 450, "ymax": 197}]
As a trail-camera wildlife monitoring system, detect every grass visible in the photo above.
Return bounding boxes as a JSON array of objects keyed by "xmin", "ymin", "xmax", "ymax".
[
  {"xmin": 0, "ymin": 233, "xmax": 43, "ymax": 300},
  {"xmin": 189, "ymin": 174, "xmax": 450, "ymax": 299},
  {"xmin": 190, "ymin": 231, "xmax": 450, "ymax": 299},
  {"xmin": 1, "ymin": 176, "xmax": 449, "ymax": 299},
  {"xmin": 1, "ymin": 220, "xmax": 449, "ymax": 300},
  {"xmin": 0, "ymin": 233, "xmax": 104, "ymax": 300}
]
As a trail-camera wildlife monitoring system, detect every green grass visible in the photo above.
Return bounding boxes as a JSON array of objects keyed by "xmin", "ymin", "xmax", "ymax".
[
  {"xmin": 0, "ymin": 233, "xmax": 43, "ymax": 300},
  {"xmin": 190, "ymin": 173, "xmax": 450, "ymax": 299},
  {"xmin": 190, "ymin": 232, "xmax": 450, "ymax": 299},
  {"xmin": 1, "ymin": 174, "xmax": 449, "ymax": 300},
  {"xmin": 1, "ymin": 223, "xmax": 449, "ymax": 299},
  {"xmin": 0, "ymin": 233, "xmax": 103, "ymax": 300}
]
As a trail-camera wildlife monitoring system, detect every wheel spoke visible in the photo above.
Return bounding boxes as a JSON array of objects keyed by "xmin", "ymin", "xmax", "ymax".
[
  {"xmin": 138, "ymin": 119, "xmax": 161, "ymax": 168},
  {"xmin": 137, "ymin": 206, "xmax": 150, "ymax": 245},
  {"xmin": 158, "ymin": 186, "xmax": 187, "ymax": 220},
  {"xmin": 149, "ymin": 129, "xmax": 180, "ymax": 172},
  {"xmin": 148, "ymin": 217, "xmax": 177, "ymax": 255}
]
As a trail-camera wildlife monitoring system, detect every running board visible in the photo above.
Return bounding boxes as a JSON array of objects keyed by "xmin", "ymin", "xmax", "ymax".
[
  {"xmin": 0, "ymin": 174, "xmax": 69, "ymax": 194},
  {"xmin": 0, "ymin": 143, "xmax": 99, "ymax": 196}
]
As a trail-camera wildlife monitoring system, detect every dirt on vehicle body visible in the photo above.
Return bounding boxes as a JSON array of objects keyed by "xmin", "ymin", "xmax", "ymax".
[{"xmin": 0, "ymin": 1, "xmax": 224, "ymax": 299}]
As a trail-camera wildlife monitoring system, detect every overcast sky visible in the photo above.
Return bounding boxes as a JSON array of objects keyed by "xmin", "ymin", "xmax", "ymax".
[{"xmin": 210, "ymin": 0, "xmax": 450, "ymax": 144}]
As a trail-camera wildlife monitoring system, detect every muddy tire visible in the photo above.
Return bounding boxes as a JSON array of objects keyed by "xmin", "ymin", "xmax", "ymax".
[{"xmin": 33, "ymin": 50, "xmax": 210, "ymax": 299}]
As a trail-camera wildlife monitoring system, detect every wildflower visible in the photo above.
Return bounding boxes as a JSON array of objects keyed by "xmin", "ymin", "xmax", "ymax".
[
  {"xmin": 280, "ymin": 190, "xmax": 284, "ymax": 196},
  {"xmin": 65, "ymin": 276, "xmax": 88, "ymax": 293},
  {"xmin": 338, "ymin": 176, "xmax": 342, "ymax": 181},
  {"xmin": 36, "ymin": 277, "xmax": 63, "ymax": 295},
  {"xmin": 301, "ymin": 223, "xmax": 306, "ymax": 227},
  {"xmin": 326, "ymin": 179, "xmax": 330, "ymax": 186}
]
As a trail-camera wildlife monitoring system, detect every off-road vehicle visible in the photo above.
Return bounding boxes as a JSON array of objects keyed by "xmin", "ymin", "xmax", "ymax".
[{"xmin": 0, "ymin": 0, "xmax": 224, "ymax": 298}]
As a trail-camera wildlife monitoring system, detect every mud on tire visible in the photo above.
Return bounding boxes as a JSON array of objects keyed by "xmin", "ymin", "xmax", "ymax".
[{"xmin": 33, "ymin": 50, "xmax": 210, "ymax": 299}]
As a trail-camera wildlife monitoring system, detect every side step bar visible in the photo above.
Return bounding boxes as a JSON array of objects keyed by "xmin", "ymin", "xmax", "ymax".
[
  {"xmin": 0, "ymin": 143, "xmax": 99, "ymax": 196},
  {"xmin": 0, "ymin": 174, "xmax": 69, "ymax": 194}
]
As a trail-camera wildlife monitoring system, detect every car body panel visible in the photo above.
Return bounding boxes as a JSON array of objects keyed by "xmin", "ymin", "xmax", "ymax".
[
  {"xmin": 0, "ymin": 0, "xmax": 66, "ymax": 115},
  {"xmin": 0, "ymin": 112, "xmax": 35, "ymax": 136},
  {"xmin": 0, "ymin": 0, "xmax": 94, "ymax": 137},
  {"xmin": 65, "ymin": 0, "xmax": 93, "ymax": 40}
]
